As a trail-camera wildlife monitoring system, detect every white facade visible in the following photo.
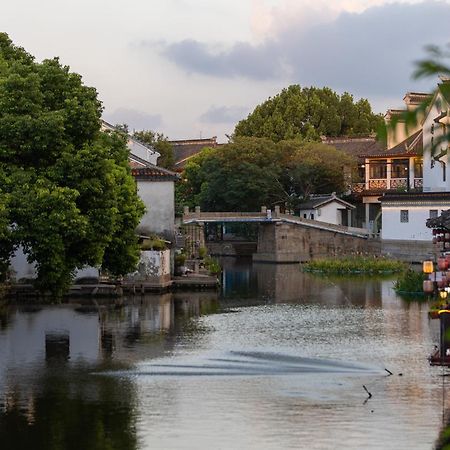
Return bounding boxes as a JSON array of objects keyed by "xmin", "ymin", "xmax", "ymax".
[
  {"xmin": 381, "ymin": 205, "xmax": 448, "ymax": 241},
  {"xmin": 136, "ymin": 179, "xmax": 175, "ymax": 240},
  {"xmin": 127, "ymin": 138, "xmax": 160, "ymax": 165},
  {"xmin": 101, "ymin": 120, "xmax": 161, "ymax": 165},
  {"xmin": 422, "ymin": 90, "xmax": 450, "ymax": 192},
  {"xmin": 299, "ymin": 200, "xmax": 353, "ymax": 225},
  {"xmin": 126, "ymin": 249, "xmax": 171, "ymax": 283},
  {"xmin": 380, "ymin": 82, "xmax": 450, "ymax": 243}
]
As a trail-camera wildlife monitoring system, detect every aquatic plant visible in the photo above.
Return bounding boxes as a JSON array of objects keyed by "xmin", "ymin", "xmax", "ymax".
[
  {"xmin": 302, "ymin": 256, "xmax": 405, "ymax": 274},
  {"xmin": 393, "ymin": 269, "xmax": 426, "ymax": 296}
]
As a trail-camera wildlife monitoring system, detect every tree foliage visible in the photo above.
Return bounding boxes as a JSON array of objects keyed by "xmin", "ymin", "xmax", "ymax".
[
  {"xmin": 132, "ymin": 130, "xmax": 175, "ymax": 170},
  {"xmin": 179, "ymin": 137, "xmax": 354, "ymax": 212},
  {"xmin": 234, "ymin": 85, "xmax": 383, "ymax": 142},
  {"xmin": 0, "ymin": 33, "xmax": 144, "ymax": 295}
]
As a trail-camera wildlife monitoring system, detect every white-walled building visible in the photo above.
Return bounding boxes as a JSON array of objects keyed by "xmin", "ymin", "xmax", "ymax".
[
  {"xmin": 129, "ymin": 153, "xmax": 179, "ymax": 241},
  {"xmin": 298, "ymin": 194, "xmax": 355, "ymax": 226},
  {"xmin": 379, "ymin": 80, "xmax": 450, "ymax": 259}
]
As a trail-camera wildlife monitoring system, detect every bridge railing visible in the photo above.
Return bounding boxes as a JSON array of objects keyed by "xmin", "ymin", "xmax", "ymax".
[{"xmin": 182, "ymin": 207, "xmax": 370, "ymax": 238}]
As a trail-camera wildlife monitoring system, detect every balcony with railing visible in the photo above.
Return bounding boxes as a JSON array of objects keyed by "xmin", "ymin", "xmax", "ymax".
[{"xmin": 351, "ymin": 177, "xmax": 423, "ymax": 194}]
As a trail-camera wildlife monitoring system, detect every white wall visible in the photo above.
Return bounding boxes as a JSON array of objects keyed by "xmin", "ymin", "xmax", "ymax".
[
  {"xmin": 382, "ymin": 206, "xmax": 436, "ymax": 241},
  {"xmin": 9, "ymin": 246, "xmax": 99, "ymax": 282},
  {"xmin": 137, "ymin": 180, "xmax": 175, "ymax": 240},
  {"xmin": 127, "ymin": 138, "xmax": 159, "ymax": 165},
  {"xmin": 423, "ymin": 92, "xmax": 449, "ymax": 192},
  {"xmin": 125, "ymin": 250, "xmax": 171, "ymax": 281},
  {"xmin": 299, "ymin": 201, "xmax": 351, "ymax": 225}
]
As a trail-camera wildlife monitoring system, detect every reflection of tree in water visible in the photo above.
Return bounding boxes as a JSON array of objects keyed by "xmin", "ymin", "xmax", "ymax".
[
  {"xmin": 0, "ymin": 371, "xmax": 138, "ymax": 450},
  {"xmin": 0, "ymin": 303, "xmax": 10, "ymax": 330}
]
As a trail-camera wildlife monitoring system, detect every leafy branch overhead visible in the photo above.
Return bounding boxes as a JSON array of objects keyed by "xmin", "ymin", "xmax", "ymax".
[
  {"xmin": 380, "ymin": 43, "xmax": 450, "ymax": 151},
  {"xmin": 0, "ymin": 33, "xmax": 144, "ymax": 296}
]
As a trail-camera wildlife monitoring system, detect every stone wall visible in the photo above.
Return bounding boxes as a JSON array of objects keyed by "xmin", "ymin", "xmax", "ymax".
[
  {"xmin": 381, "ymin": 240, "xmax": 436, "ymax": 263},
  {"xmin": 254, "ymin": 222, "xmax": 380, "ymax": 263},
  {"xmin": 125, "ymin": 250, "xmax": 171, "ymax": 284}
]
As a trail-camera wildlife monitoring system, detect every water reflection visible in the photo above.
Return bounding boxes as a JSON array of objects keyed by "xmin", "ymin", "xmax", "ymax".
[
  {"xmin": 0, "ymin": 259, "xmax": 447, "ymax": 449},
  {"xmin": 0, "ymin": 294, "xmax": 218, "ymax": 450}
]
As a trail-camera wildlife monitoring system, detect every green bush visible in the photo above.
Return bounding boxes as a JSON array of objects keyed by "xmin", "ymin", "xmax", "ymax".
[
  {"xmin": 141, "ymin": 235, "xmax": 167, "ymax": 251},
  {"xmin": 302, "ymin": 256, "xmax": 405, "ymax": 274},
  {"xmin": 204, "ymin": 256, "xmax": 221, "ymax": 275},
  {"xmin": 198, "ymin": 246, "xmax": 208, "ymax": 259},
  {"xmin": 394, "ymin": 269, "xmax": 426, "ymax": 295},
  {"xmin": 175, "ymin": 252, "xmax": 187, "ymax": 267}
]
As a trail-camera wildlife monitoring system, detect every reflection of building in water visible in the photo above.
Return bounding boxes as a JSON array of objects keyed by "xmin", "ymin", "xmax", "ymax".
[
  {"xmin": 0, "ymin": 293, "xmax": 219, "ymax": 443},
  {"xmin": 253, "ymin": 262, "xmax": 383, "ymax": 306},
  {"xmin": 0, "ymin": 293, "xmax": 219, "ymax": 389},
  {"xmin": 220, "ymin": 257, "xmax": 257, "ymax": 299}
]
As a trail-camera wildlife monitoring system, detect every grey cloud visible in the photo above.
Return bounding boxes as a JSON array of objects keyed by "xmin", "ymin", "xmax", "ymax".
[
  {"xmin": 154, "ymin": 1, "xmax": 450, "ymax": 95},
  {"xmin": 103, "ymin": 108, "xmax": 162, "ymax": 131},
  {"xmin": 282, "ymin": 1, "xmax": 450, "ymax": 95},
  {"xmin": 199, "ymin": 105, "xmax": 249, "ymax": 123},
  {"xmin": 162, "ymin": 39, "xmax": 282, "ymax": 80}
]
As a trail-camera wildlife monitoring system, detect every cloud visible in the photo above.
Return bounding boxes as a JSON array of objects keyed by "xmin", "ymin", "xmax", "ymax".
[
  {"xmin": 161, "ymin": 39, "xmax": 282, "ymax": 80},
  {"xmin": 199, "ymin": 105, "xmax": 249, "ymax": 124},
  {"xmin": 103, "ymin": 108, "xmax": 163, "ymax": 131},
  {"xmin": 153, "ymin": 1, "xmax": 450, "ymax": 95}
]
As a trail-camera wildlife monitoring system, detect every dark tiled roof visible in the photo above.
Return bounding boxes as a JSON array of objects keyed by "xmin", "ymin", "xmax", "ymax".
[
  {"xmin": 321, "ymin": 136, "xmax": 386, "ymax": 161},
  {"xmin": 129, "ymin": 153, "xmax": 179, "ymax": 181},
  {"xmin": 170, "ymin": 137, "xmax": 218, "ymax": 170},
  {"xmin": 403, "ymin": 92, "xmax": 431, "ymax": 104},
  {"xmin": 380, "ymin": 191, "xmax": 450, "ymax": 203},
  {"xmin": 361, "ymin": 129, "xmax": 423, "ymax": 158},
  {"xmin": 299, "ymin": 194, "xmax": 355, "ymax": 210}
]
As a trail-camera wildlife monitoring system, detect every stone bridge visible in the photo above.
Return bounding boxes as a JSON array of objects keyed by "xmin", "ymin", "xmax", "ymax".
[{"xmin": 182, "ymin": 206, "xmax": 380, "ymax": 263}]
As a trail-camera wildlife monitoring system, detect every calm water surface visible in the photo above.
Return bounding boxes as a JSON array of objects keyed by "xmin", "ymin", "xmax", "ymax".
[{"xmin": 0, "ymin": 258, "xmax": 446, "ymax": 449}]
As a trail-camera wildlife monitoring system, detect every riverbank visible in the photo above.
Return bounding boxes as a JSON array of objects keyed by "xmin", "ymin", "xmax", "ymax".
[{"xmin": 2, "ymin": 273, "xmax": 220, "ymax": 302}]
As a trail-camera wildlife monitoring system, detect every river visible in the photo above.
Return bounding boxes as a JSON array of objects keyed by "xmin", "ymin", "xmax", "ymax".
[{"xmin": 0, "ymin": 258, "xmax": 446, "ymax": 449}]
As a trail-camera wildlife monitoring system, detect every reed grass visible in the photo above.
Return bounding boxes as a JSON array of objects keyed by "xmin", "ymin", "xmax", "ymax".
[{"xmin": 303, "ymin": 256, "xmax": 405, "ymax": 274}]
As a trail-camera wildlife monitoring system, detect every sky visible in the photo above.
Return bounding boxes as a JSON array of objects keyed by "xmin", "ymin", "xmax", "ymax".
[{"xmin": 2, "ymin": 0, "xmax": 450, "ymax": 142}]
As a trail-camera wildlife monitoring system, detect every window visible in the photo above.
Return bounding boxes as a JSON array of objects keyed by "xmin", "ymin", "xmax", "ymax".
[
  {"xmin": 414, "ymin": 158, "xmax": 423, "ymax": 178},
  {"xmin": 310, "ymin": 213, "xmax": 315, "ymax": 220},
  {"xmin": 400, "ymin": 210, "xmax": 409, "ymax": 223},
  {"xmin": 430, "ymin": 210, "xmax": 438, "ymax": 219},
  {"xmin": 391, "ymin": 159, "xmax": 409, "ymax": 178},
  {"xmin": 369, "ymin": 160, "xmax": 387, "ymax": 179}
]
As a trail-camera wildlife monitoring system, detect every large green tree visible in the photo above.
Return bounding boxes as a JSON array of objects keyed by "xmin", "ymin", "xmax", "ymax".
[
  {"xmin": 234, "ymin": 85, "xmax": 383, "ymax": 142},
  {"xmin": 0, "ymin": 33, "xmax": 144, "ymax": 295},
  {"xmin": 179, "ymin": 137, "xmax": 354, "ymax": 212},
  {"xmin": 132, "ymin": 130, "xmax": 175, "ymax": 169}
]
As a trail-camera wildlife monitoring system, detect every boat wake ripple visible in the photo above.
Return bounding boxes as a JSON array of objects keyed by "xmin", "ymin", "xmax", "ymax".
[{"xmin": 98, "ymin": 351, "xmax": 383, "ymax": 378}]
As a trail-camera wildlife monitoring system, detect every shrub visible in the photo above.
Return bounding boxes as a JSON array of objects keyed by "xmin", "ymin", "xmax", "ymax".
[
  {"xmin": 198, "ymin": 246, "xmax": 208, "ymax": 259},
  {"xmin": 141, "ymin": 235, "xmax": 167, "ymax": 251},
  {"xmin": 394, "ymin": 269, "xmax": 426, "ymax": 295},
  {"xmin": 302, "ymin": 256, "xmax": 405, "ymax": 274},
  {"xmin": 204, "ymin": 256, "xmax": 221, "ymax": 275},
  {"xmin": 175, "ymin": 252, "xmax": 187, "ymax": 267}
]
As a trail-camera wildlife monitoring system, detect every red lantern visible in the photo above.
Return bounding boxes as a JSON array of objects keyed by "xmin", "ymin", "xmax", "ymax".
[{"xmin": 438, "ymin": 257, "xmax": 448, "ymax": 271}]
